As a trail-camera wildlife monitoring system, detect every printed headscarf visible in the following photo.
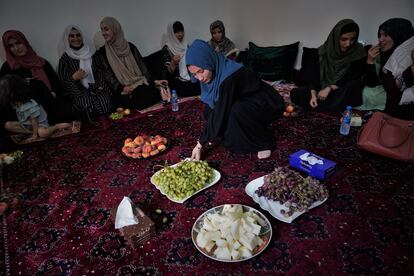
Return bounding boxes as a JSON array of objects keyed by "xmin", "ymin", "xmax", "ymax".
[{"xmin": 208, "ymin": 20, "xmax": 236, "ymax": 56}]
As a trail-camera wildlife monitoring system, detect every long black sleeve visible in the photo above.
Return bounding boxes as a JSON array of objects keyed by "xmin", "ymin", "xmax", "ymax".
[{"xmin": 97, "ymin": 42, "xmax": 152, "ymax": 94}]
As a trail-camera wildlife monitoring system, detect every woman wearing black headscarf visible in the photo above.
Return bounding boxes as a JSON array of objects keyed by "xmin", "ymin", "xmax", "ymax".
[
  {"xmin": 361, "ymin": 18, "xmax": 414, "ymax": 119},
  {"xmin": 291, "ymin": 19, "xmax": 367, "ymax": 112}
]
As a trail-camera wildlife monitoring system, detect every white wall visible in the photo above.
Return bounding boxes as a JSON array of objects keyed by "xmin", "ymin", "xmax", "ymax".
[{"xmin": 1, "ymin": 0, "xmax": 413, "ymax": 68}]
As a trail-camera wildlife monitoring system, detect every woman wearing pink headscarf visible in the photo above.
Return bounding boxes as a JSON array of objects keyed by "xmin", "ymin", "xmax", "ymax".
[
  {"xmin": 1, "ymin": 30, "xmax": 61, "ymax": 95},
  {"xmin": 0, "ymin": 30, "xmax": 73, "ymax": 123}
]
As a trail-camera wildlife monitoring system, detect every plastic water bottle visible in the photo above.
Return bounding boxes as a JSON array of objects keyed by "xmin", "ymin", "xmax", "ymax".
[
  {"xmin": 340, "ymin": 106, "xmax": 352, "ymax": 135},
  {"xmin": 171, "ymin": 89, "xmax": 179, "ymax": 112}
]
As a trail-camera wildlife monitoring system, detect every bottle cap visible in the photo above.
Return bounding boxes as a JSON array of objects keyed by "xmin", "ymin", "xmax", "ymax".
[{"xmin": 346, "ymin": 106, "xmax": 352, "ymax": 110}]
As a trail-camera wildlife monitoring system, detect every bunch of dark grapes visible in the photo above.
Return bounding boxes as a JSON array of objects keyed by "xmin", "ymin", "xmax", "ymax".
[{"xmin": 256, "ymin": 167, "xmax": 328, "ymax": 217}]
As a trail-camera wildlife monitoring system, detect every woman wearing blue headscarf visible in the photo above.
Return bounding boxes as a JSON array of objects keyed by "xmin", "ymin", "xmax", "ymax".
[{"xmin": 186, "ymin": 40, "xmax": 284, "ymax": 160}]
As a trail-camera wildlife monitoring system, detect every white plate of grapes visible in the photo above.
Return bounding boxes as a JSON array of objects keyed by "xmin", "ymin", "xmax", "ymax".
[
  {"xmin": 192, "ymin": 204, "xmax": 272, "ymax": 262},
  {"xmin": 150, "ymin": 159, "xmax": 221, "ymax": 203},
  {"xmin": 245, "ymin": 167, "xmax": 328, "ymax": 223}
]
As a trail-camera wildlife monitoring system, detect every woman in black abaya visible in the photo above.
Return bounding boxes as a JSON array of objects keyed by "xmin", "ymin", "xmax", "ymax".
[{"xmin": 186, "ymin": 40, "xmax": 284, "ymax": 160}]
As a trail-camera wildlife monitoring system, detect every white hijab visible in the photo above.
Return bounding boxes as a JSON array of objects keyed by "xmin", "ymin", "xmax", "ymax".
[
  {"xmin": 383, "ymin": 36, "xmax": 414, "ymax": 105},
  {"xmin": 161, "ymin": 22, "xmax": 190, "ymax": 81},
  {"xmin": 62, "ymin": 25, "xmax": 95, "ymax": 88}
]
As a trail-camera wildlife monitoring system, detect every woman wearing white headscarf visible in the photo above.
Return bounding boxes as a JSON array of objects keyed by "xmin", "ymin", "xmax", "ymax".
[
  {"xmin": 160, "ymin": 21, "xmax": 200, "ymax": 97},
  {"xmin": 97, "ymin": 17, "xmax": 162, "ymax": 110},
  {"xmin": 58, "ymin": 25, "xmax": 112, "ymax": 117}
]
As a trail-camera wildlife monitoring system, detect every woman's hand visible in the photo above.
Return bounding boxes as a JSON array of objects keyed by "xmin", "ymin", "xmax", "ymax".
[
  {"xmin": 172, "ymin": 55, "xmax": 181, "ymax": 65},
  {"xmin": 317, "ymin": 86, "xmax": 332, "ymax": 101},
  {"xmin": 310, "ymin": 89, "xmax": 318, "ymax": 108},
  {"xmin": 72, "ymin": 69, "xmax": 87, "ymax": 80},
  {"xmin": 122, "ymin": 85, "xmax": 134, "ymax": 94},
  {"xmin": 191, "ymin": 142, "xmax": 202, "ymax": 161},
  {"xmin": 154, "ymin": 80, "xmax": 168, "ymax": 87},
  {"xmin": 367, "ymin": 45, "xmax": 381, "ymax": 64},
  {"xmin": 160, "ymin": 86, "xmax": 171, "ymax": 102}
]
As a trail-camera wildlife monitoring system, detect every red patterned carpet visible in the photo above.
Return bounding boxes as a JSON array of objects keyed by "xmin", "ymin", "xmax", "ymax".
[{"xmin": 1, "ymin": 99, "xmax": 413, "ymax": 275}]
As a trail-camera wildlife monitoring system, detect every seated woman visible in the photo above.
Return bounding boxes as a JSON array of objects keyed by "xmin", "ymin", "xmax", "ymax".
[
  {"xmin": 187, "ymin": 40, "xmax": 285, "ymax": 160},
  {"xmin": 290, "ymin": 19, "xmax": 366, "ymax": 112},
  {"xmin": 208, "ymin": 20, "xmax": 238, "ymax": 59},
  {"xmin": 58, "ymin": 25, "xmax": 112, "ymax": 117},
  {"xmin": 361, "ymin": 18, "xmax": 414, "ymax": 119},
  {"xmin": 359, "ymin": 18, "xmax": 414, "ymax": 112},
  {"xmin": 97, "ymin": 17, "xmax": 162, "ymax": 110},
  {"xmin": 0, "ymin": 30, "xmax": 73, "ymax": 123},
  {"xmin": 160, "ymin": 21, "xmax": 200, "ymax": 97}
]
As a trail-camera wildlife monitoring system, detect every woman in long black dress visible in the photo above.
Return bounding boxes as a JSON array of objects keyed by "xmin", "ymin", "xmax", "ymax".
[
  {"xmin": 97, "ymin": 17, "xmax": 162, "ymax": 110},
  {"xmin": 186, "ymin": 40, "xmax": 284, "ymax": 160},
  {"xmin": 58, "ymin": 25, "xmax": 112, "ymax": 116},
  {"xmin": 291, "ymin": 19, "xmax": 366, "ymax": 112}
]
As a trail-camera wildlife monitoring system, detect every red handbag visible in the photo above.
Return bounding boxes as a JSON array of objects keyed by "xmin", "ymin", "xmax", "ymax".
[{"xmin": 357, "ymin": 112, "xmax": 414, "ymax": 161}]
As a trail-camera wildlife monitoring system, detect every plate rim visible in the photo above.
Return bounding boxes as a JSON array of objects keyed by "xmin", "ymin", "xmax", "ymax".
[
  {"xmin": 245, "ymin": 175, "xmax": 328, "ymax": 223},
  {"xmin": 150, "ymin": 159, "xmax": 221, "ymax": 203},
  {"xmin": 191, "ymin": 204, "xmax": 273, "ymax": 262}
]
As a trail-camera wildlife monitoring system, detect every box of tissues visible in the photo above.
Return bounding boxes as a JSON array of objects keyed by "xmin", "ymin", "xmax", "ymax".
[
  {"xmin": 111, "ymin": 197, "xmax": 155, "ymax": 248},
  {"xmin": 289, "ymin": 150, "xmax": 336, "ymax": 180}
]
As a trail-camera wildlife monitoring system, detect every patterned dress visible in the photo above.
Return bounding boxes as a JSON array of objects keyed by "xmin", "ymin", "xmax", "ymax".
[{"xmin": 58, "ymin": 53, "xmax": 112, "ymax": 115}]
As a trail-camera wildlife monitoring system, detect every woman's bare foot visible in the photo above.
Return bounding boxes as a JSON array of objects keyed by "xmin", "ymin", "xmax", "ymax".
[
  {"xmin": 71, "ymin": 121, "xmax": 81, "ymax": 133},
  {"xmin": 258, "ymin": 150, "xmax": 271, "ymax": 159}
]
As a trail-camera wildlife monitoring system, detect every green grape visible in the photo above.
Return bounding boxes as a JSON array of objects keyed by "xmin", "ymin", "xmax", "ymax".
[
  {"xmin": 109, "ymin": 112, "xmax": 124, "ymax": 120},
  {"xmin": 153, "ymin": 160, "xmax": 215, "ymax": 200}
]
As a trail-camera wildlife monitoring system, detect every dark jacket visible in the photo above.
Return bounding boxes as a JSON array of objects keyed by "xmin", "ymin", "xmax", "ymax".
[{"xmin": 97, "ymin": 42, "xmax": 151, "ymax": 95}]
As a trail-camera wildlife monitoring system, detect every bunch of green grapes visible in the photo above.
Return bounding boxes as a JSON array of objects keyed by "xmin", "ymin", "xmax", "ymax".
[
  {"xmin": 153, "ymin": 160, "xmax": 214, "ymax": 200},
  {"xmin": 109, "ymin": 112, "xmax": 124, "ymax": 120}
]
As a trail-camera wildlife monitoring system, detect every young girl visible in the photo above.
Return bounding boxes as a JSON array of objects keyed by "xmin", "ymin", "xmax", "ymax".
[{"xmin": 0, "ymin": 75, "xmax": 71, "ymax": 142}]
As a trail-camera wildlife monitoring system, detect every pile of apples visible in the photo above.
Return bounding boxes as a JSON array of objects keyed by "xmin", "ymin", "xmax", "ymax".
[
  {"xmin": 122, "ymin": 134, "xmax": 167, "ymax": 159},
  {"xmin": 283, "ymin": 104, "xmax": 298, "ymax": 117}
]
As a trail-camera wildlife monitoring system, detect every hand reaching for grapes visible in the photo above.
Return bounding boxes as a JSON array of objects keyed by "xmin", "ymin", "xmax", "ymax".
[{"xmin": 191, "ymin": 142, "xmax": 202, "ymax": 160}]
